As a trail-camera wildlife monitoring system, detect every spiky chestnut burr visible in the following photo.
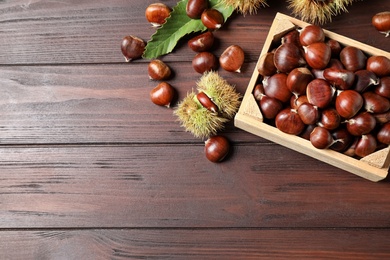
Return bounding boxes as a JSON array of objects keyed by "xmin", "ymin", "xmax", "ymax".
[
  {"xmin": 174, "ymin": 92, "xmax": 229, "ymax": 139},
  {"xmin": 174, "ymin": 72, "xmax": 241, "ymax": 139},
  {"xmin": 221, "ymin": 0, "xmax": 268, "ymax": 15},
  {"xmin": 287, "ymin": 0, "xmax": 354, "ymax": 25},
  {"xmin": 196, "ymin": 71, "xmax": 242, "ymax": 120}
]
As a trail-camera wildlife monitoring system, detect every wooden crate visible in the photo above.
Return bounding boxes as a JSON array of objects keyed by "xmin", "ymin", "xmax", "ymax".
[{"xmin": 234, "ymin": 13, "xmax": 390, "ymax": 182}]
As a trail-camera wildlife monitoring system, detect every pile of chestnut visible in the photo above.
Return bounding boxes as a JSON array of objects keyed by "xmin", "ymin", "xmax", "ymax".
[{"xmin": 254, "ymin": 24, "xmax": 390, "ymax": 158}]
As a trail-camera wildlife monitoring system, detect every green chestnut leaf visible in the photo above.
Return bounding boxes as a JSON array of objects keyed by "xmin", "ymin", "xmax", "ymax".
[{"xmin": 142, "ymin": 0, "xmax": 234, "ymax": 59}]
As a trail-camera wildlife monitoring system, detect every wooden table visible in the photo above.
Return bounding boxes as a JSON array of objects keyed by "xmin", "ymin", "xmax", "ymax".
[{"xmin": 1, "ymin": 0, "xmax": 389, "ymax": 258}]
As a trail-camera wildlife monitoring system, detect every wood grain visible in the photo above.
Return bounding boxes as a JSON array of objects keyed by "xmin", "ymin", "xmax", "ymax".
[
  {"xmin": 0, "ymin": 144, "xmax": 389, "ymax": 228},
  {"xmin": 0, "ymin": 0, "xmax": 388, "ymax": 65},
  {"xmin": 1, "ymin": 0, "xmax": 390, "ymax": 258},
  {"xmin": 0, "ymin": 63, "xmax": 259, "ymax": 144},
  {"xmin": 0, "ymin": 229, "xmax": 389, "ymax": 259}
]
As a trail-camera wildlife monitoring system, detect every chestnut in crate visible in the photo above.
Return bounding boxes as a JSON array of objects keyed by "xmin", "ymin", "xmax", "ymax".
[{"xmin": 235, "ymin": 13, "xmax": 390, "ymax": 182}]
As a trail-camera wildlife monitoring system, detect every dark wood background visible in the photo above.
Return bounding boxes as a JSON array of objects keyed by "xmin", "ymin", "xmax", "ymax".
[{"xmin": 0, "ymin": 0, "xmax": 389, "ymax": 258}]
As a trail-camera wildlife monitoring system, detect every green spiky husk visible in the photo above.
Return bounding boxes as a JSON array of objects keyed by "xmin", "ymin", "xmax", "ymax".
[
  {"xmin": 287, "ymin": 0, "xmax": 355, "ymax": 25},
  {"xmin": 196, "ymin": 71, "xmax": 242, "ymax": 120},
  {"xmin": 221, "ymin": 0, "xmax": 268, "ymax": 15},
  {"xmin": 174, "ymin": 92, "xmax": 229, "ymax": 139}
]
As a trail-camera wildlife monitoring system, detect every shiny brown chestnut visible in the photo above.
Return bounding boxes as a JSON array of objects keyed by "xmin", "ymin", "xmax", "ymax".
[
  {"xmin": 329, "ymin": 127, "xmax": 354, "ymax": 152},
  {"xmin": 323, "ymin": 68, "xmax": 355, "ymax": 90},
  {"xmin": 297, "ymin": 102, "xmax": 319, "ymax": 125},
  {"xmin": 257, "ymin": 52, "xmax": 277, "ymax": 76},
  {"xmin": 355, "ymin": 134, "xmax": 377, "ymax": 157},
  {"xmin": 150, "ymin": 82, "xmax": 175, "ymax": 107},
  {"xmin": 372, "ymin": 11, "xmax": 390, "ymax": 37},
  {"xmin": 219, "ymin": 45, "xmax": 245, "ymax": 73},
  {"xmin": 192, "ymin": 52, "xmax": 218, "ymax": 74},
  {"xmin": 304, "ymin": 42, "xmax": 331, "ymax": 70},
  {"xmin": 306, "ymin": 78, "xmax": 334, "ymax": 109},
  {"xmin": 145, "ymin": 3, "xmax": 171, "ymax": 27},
  {"xmin": 310, "ymin": 126, "xmax": 334, "ymax": 149},
  {"xmin": 353, "ymin": 70, "xmax": 380, "ymax": 93},
  {"xmin": 366, "ymin": 55, "xmax": 390, "ymax": 77},
  {"xmin": 197, "ymin": 92, "xmax": 218, "ymax": 113},
  {"xmin": 287, "ymin": 67, "xmax": 314, "ymax": 97},
  {"xmin": 148, "ymin": 59, "xmax": 172, "ymax": 80},
  {"xmin": 340, "ymin": 46, "xmax": 367, "ymax": 72},
  {"xmin": 274, "ymin": 43, "xmax": 306, "ymax": 73},
  {"xmin": 299, "ymin": 24, "xmax": 325, "ymax": 46},
  {"xmin": 377, "ymin": 122, "xmax": 390, "ymax": 145},
  {"xmin": 263, "ymin": 73, "xmax": 292, "ymax": 103},
  {"xmin": 186, "ymin": 0, "xmax": 208, "ymax": 19},
  {"xmin": 346, "ymin": 112, "xmax": 376, "ymax": 136},
  {"xmin": 275, "ymin": 108, "xmax": 305, "ymax": 135},
  {"xmin": 326, "ymin": 39, "xmax": 342, "ymax": 58},
  {"xmin": 205, "ymin": 135, "xmax": 230, "ymax": 163},
  {"xmin": 318, "ymin": 108, "xmax": 341, "ymax": 130},
  {"xmin": 374, "ymin": 77, "xmax": 390, "ymax": 99},
  {"xmin": 188, "ymin": 31, "xmax": 214, "ymax": 52},
  {"xmin": 259, "ymin": 95, "xmax": 283, "ymax": 120},
  {"xmin": 335, "ymin": 90, "xmax": 363, "ymax": 119},
  {"xmin": 201, "ymin": 9, "xmax": 224, "ymax": 30},
  {"xmin": 363, "ymin": 91, "xmax": 390, "ymax": 114},
  {"xmin": 121, "ymin": 35, "xmax": 146, "ymax": 62},
  {"xmin": 253, "ymin": 84, "xmax": 265, "ymax": 101}
]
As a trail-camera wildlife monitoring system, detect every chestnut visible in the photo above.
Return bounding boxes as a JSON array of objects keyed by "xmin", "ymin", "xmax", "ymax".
[
  {"xmin": 219, "ymin": 45, "xmax": 245, "ymax": 73},
  {"xmin": 323, "ymin": 68, "xmax": 355, "ymax": 90},
  {"xmin": 263, "ymin": 73, "xmax": 292, "ymax": 103},
  {"xmin": 257, "ymin": 52, "xmax": 277, "ymax": 76},
  {"xmin": 145, "ymin": 3, "xmax": 171, "ymax": 27},
  {"xmin": 274, "ymin": 43, "xmax": 306, "ymax": 73},
  {"xmin": 335, "ymin": 90, "xmax": 363, "ymax": 119},
  {"xmin": 355, "ymin": 134, "xmax": 377, "ymax": 157},
  {"xmin": 150, "ymin": 82, "xmax": 175, "ymax": 107},
  {"xmin": 120, "ymin": 35, "xmax": 146, "ymax": 62},
  {"xmin": 306, "ymin": 78, "xmax": 334, "ymax": 109},
  {"xmin": 186, "ymin": 0, "xmax": 208, "ymax": 19},
  {"xmin": 148, "ymin": 59, "xmax": 172, "ymax": 80},
  {"xmin": 188, "ymin": 31, "xmax": 214, "ymax": 52},
  {"xmin": 205, "ymin": 135, "xmax": 230, "ymax": 163},
  {"xmin": 372, "ymin": 11, "xmax": 390, "ymax": 37},
  {"xmin": 374, "ymin": 77, "xmax": 390, "ymax": 99},
  {"xmin": 377, "ymin": 122, "xmax": 390, "ymax": 145},
  {"xmin": 197, "ymin": 91, "xmax": 218, "ymax": 113},
  {"xmin": 310, "ymin": 126, "xmax": 333, "ymax": 149},
  {"xmin": 297, "ymin": 102, "xmax": 319, "ymax": 125},
  {"xmin": 287, "ymin": 67, "xmax": 314, "ymax": 97},
  {"xmin": 253, "ymin": 84, "xmax": 265, "ymax": 101},
  {"xmin": 192, "ymin": 52, "xmax": 218, "ymax": 74},
  {"xmin": 259, "ymin": 95, "xmax": 283, "ymax": 119},
  {"xmin": 275, "ymin": 108, "xmax": 305, "ymax": 135},
  {"xmin": 326, "ymin": 39, "xmax": 342, "ymax": 58},
  {"xmin": 201, "ymin": 9, "xmax": 224, "ymax": 30},
  {"xmin": 366, "ymin": 56, "xmax": 390, "ymax": 77},
  {"xmin": 363, "ymin": 91, "xmax": 390, "ymax": 114},
  {"xmin": 340, "ymin": 46, "xmax": 367, "ymax": 72},
  {"xmin": 303, "ymin": 42, "xmax": 331, "ymax": 70},
  {"xmin": 282, "ymin": 29, "xmax": 301, "ymax": 47},
  {"xmin": 346, "ymin": 112, "xmax": 376, "ymax": 136},
  {"xmin": 290, "ymin": 95, "xmax": 309, "ymax": 110},
  {"xmin": 299, "ymin": 24, "xmax": 325, "ymax": 46},
  {"xmin": 318, "ymin": 108, "xmax": 341, "ymax": 130},
  {"xmin": 353, "ymin": 70, "xmax": 379, "ymax": 93},
  {"xmin": 329, "ymin": 127, "xmax": 354, "ymax": 152}
]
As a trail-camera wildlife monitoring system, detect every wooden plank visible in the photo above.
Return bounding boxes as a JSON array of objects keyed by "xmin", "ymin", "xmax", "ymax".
[
  {"xmin": 0, "ymin": 229, "xmax": 389, "ymax": 259},
  {"xmin": 0, "ymin": 63, "xmax": 259, "ymax": 144},
  {"xmin": 0, "ymin": 144, "xmax": 389, "ymax": 228},
  {"xmin": 0, "ymin": 0, "xmax": 388, "ymax": 65}
]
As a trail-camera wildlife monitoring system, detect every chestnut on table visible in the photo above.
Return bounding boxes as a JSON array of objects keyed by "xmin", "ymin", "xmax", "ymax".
[{"xmin": 0, "ymin": 0, "xmax": 389, "ymax": 259}]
